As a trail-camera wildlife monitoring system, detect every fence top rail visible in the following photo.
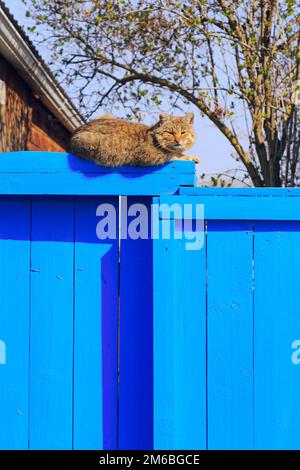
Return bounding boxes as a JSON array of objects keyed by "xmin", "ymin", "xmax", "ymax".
[
  {"xmin": 0, "ymin": 151, "xmax": 195, "ymax": 196},
  {"xmin": 157, "ymin": 195, "xmax": 300, "ymax": 221},
  {"xmin": 180, "ymin": 187, "xmax": 300, "ymax": 197}
]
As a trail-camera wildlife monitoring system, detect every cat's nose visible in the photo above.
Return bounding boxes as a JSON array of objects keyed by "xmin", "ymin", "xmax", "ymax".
[{"xmin": 174, "ymin": 136, "xmax": 182, "ymax": 146}]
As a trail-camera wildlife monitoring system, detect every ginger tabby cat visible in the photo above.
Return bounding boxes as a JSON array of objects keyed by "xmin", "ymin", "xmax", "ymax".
[{"xmin": 70, "ymin": 113, "xmax": 199, "ymax": 167}]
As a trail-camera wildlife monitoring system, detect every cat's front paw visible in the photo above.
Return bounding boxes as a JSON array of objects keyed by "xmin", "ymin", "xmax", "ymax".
[
  {"xmin": 185, "ymin": 155, "xmax": 200, "ymax": 164},
  {"xmin": 171, "ymin": 155, "xmax": 200, "ymax": 164}
]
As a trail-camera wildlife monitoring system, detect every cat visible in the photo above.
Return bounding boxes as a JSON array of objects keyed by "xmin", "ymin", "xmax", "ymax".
[{"xmin": 70, "ymin": 112, "xmax": 199, "ymax": 167}]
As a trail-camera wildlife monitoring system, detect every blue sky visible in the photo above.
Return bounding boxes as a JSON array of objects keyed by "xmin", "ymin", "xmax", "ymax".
[{"xmin": 6, "ymin": 0, "xmax": 243, "ymax": 177}]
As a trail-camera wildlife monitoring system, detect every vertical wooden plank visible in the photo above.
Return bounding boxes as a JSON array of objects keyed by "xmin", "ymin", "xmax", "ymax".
[
  {"xmin": 207, "ymin": 220, "xmax": 254, "ymax": 449},
  {"xmin": 119, "ymin": 196, "xmax": 153, "ymax": 450},
  {"xmin": 254, "ymin": 221, "xmax": 300, "ymax": 449},
  {"xmin": 153, "ymin": 209, "xmax": 206, "ymax": 450},
  {"xmin": 0, "ymin": 197, "xmax": 30, "ymax": 449},
  {"xmin": 74, "ymin": 196, "xmax": 119, "ymax": 450},
  {"xmin": 0, "ymin": 58, "xmax": 32, "ymax": 152},
  {"xmin": 29, "ymin": 197, "xmax": 74, "ymax": 449}
]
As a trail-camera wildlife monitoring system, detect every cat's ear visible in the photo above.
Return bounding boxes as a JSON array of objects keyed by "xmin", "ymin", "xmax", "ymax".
[
  {"xmin": 159, "ymin": 113, "xmax": 170, "ymax": 123},
  {"xmin": 185, "ymin": 112, "xmax": 194, "ymax": 125}
]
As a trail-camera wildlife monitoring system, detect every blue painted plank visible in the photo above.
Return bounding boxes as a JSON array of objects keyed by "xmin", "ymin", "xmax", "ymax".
[
  {"xmin": 207, "ymin": 220, "xmax": 254, "ymax": 449},
  {"xmin": 153, "ymin": 207, "xmax": 206, "ymax": 450},
  {"xmin": 0, "ymin": 197, "xmax": 30, "ymax": 450},
  {"xmin": 180, "ymin": 187, "xmax": 300, "ymax": 197},
  {"xmin": 254, "ymin": 221, "xmax": 300, "ymax": 449},
  {"xmin": 73, "ymin": 197, "xmax": 119, "ymax": 450},
  {"xmin": 158, "ymin": 196, "xmax": 300, "ymax": 220},
  {"xmin": 0, "ymin": 173, "xmax": 193, "ymax": 196},
  {"xmin": 0, "ymin": 152, "xmax": 195, "ymax": 175},
  {"xmin": 0, "ymin": 152, "xmax": 195, "ymax": 196},
  {"xmin": 118, "ymin": 197, "xmax": 154, "ymax": 450},
  {"xmin": 29, "ymin": 197, "xmax": 74, "ymax": 449}
]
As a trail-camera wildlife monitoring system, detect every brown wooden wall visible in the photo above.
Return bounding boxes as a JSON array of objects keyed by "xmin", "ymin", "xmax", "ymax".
[{"xmin": 0, "ymin": 55, "xmax": 71, "ymax": 153}]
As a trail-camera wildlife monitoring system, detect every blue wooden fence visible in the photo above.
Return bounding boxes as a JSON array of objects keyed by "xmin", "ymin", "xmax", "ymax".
[{"xmin": 0, "ymin": 152, "xmax": 300, "ymax": 450}]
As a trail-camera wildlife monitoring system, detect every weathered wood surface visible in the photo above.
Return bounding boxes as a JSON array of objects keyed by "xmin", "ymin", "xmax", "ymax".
[{"xmin": 0, "ymin": 55, "xmax": 70, "ymax": 152}]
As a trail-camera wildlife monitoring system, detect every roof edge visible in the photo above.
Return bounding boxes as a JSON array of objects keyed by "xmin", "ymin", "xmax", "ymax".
[{"xmin": 0, "ymin": 5, "xmax": 84, "ymax": 132}]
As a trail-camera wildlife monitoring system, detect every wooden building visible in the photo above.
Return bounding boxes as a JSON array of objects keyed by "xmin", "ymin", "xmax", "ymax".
[{"xmin": 0, "ymin": 1, "xmax": 84, "ymax": 153}]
